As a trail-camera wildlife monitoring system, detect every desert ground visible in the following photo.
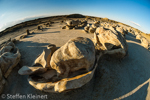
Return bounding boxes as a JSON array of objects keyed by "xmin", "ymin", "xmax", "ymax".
[{"xmin": 0, "ymin": 15, "xmax": 150, "ymax": 100}]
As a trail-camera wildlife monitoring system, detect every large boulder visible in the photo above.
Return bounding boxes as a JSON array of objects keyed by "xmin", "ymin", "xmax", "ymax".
[
  {"xmin": 18, "ymin": 39, "xmax": 99, "ymax": 93},
  {"xmin": 116, "ymin": 26, "xmax": 126, "ymax": 37},
  {"xmin": 66, "ymin": 20, "xmax": 80, "ymax": 27},
  {"xmin": 0, "ymin": 41, "xmax": 20, "ymax": 94},
  {"xmin": 141, "ymin": 37, "xmax": 149, "ymax": 49},
  {"xmin": 50, "ymin": 37, "xmax": 95, "ymax": 78},
  {"xmin": 136, "ymin": 34, "xmax": 142, "ymax": 40},
  {"xmin": 0, "ymin": 41, "xmax": 21, "ymax": 78},
  {"xmin": 93, "ymin": 26, "xmax": 128, "ymax": 58}
]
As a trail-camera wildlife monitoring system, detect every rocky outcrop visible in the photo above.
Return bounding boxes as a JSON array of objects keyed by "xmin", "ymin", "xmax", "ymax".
[
  {"xmin": 62, "ymin": 20, "xmax": 87, "ymax": 30},
  {"xmin": 66, "ymin": 20, "xmax": 81, "ymax": 27},
  {"xmin": 50, "ymin": 37, "xmax": 95, "ymax": 78},
  {"xmin": 18, "ymin": 38, "xmax": 99, "ymax": 93},
  {"xmin": 116, "ymin": 26, "xmax": 126, "ymax": 37},
  {"xmin": 93, "ymin": 26, "xmax": 128, "ymax": 58},
  {"xmin": 0, "ymin": 41, "xmax": 21, "ymax": 78},
  {"xmin": 28, "ymin": 55, "xmax": 99, "ymax": 93},
  {"xmin": 0, "ymin": 41, "xmax": 21, "ymax": 94},
  {"xmin": 136, "ymin": 34, "xmax": 142, "ymax": 40},
  {"xmin": 141, "ymin": 37, "xmax": 149, "ymax": 49},
  {"xmin": 33, "ymin": 44, "xmax": 56, "ymax": 68}
]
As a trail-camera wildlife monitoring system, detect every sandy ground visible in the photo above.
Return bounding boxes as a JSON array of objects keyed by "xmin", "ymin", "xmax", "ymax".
[{"xmin": 1, "ymin": 21, "xmax": 150, "ymax": 100}]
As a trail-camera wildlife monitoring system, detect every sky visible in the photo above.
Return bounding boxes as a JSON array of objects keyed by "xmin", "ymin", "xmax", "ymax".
[{"xmin": 0, "ymin": 0, "xmax": 150, "ymax": 33}]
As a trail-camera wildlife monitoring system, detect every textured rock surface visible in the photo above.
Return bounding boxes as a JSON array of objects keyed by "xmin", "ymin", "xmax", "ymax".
[
  {"xmin": 66, "ymin": 20, "xmax": 80, "ymax": 27},
  {"xmin": 50, "ymin": 37, "xmax": 95, "ymax": 78},
  {"xmin": 28, "ymin": 55, "xmax": 99, "ymax": 93},
  {"xmin": 93, "ymin": 26, "xmax": 128, "ymax": 58},
  {"xmin": 0, "ymin": 41, "xmax": 20, "ymax": 94},
  {"xmin": 141, "ymin": 37, "xmax": 149, "ymax": 49},
  {"xmin": 116, "ymin": 26, "xmax": 125, "ymax": 37},
  {"xmin": 136, "ymin": 34, "xmax": 142, "ymax": 40},
  {"xmin": 0, "ymin": 41, "xmax": 21, "ymax": 78},
  {"xmin": 33, "ymin": 44, "xmax": 56, "ymax": 68}
]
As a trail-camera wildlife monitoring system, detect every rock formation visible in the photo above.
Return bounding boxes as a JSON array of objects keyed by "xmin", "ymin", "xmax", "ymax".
[
  {"xmin": 50, "ymin": 37, "xmax": 95, "ymax": 78},
  {"xmin": 0, "ymin": 41, "xmax": 21, "ymax": 94},
  {"xmin": 18, "ymin": 37, "xmax": 99, "ymax": 93},
  {"xmin": 33, "ymin": 44, "xmax": 56, "ymax": 68},
  {"xmin": 66, "ymin": 20, "xmax": 81, "ymax": 27},
  {"xmin": 136, "ymin": 34, "xmax": 142, "ymax": 40},
  {"xmin": 141, "ymin": 37, "xmax": 149, "ymax": 49},
  {"xmin": 62, "ymin": 20, "xmax": 87, "ymax": 30},
  {"xmin": 93, "ymin": 26, "xmax": 128, "ymax": 58}
]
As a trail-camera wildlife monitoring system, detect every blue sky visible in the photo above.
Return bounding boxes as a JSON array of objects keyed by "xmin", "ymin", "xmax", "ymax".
[{"xmin": 0, "ymin": 0, "xmax": 150, "ymax": 33}]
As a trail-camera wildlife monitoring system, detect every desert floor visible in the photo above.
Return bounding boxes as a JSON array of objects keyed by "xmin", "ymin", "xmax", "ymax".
[{"xmin": 1, "ymin": 20, "xmax": 150, "ymax": 100}]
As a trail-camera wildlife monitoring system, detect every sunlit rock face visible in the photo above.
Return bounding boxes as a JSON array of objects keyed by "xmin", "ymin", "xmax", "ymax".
[
  {"xmin": 116, "ymin": 26, "xmax": 127, "ymax": 37},
  {"xmin": 18, "ymin": 37, "xmax": 98, "ymax": 93},
  {"xmin": 136, "ymin": 34, "xmax": 142, "ymax": 40},
  {"xmin": 62, "ymin": 20, "xmax": 87, "ymax": 30},
  {"xmin": 93, "ymin": 26, "xmax": 128, "ymax": 58},
  {"xmin": 50, "ymin": 37, "xmax": 95, "ymax": 78},
  {"xmin": 66, "ymin": 20, "xmax": 81, "ymax": 27},
  {"xmin": 141, "ymin": 37, "xmax": 149, "ymax": 49},
  {"xmin": 33, "ymin": 44, "xmax": 57, "ymax": 68}
]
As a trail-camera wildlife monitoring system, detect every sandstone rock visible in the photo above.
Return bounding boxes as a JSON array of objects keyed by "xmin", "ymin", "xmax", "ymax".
[
  {"xmin": 18, "ymin": 66, "xmax": 47, "ymax": 75},
  {"xmin": 66, "ymin": 20, "xmax": 80, "ymax": 27},
  {"xmin": 89, "ymin": 27, "xmax": 96, "ymax": 33},
  {"xmin": 141, "ymin": 37, "xmax": 149, "ymax": 49},
  {"xmin": 0, "ymin": 41, "xmax": 15, "ymax": 55},
  {"xmin": 84, "ymin": 25, "xmax": 90, "ymax": 32},
  {"xmin": 134, "ymin": 31, "xmax": 139, "ymax": 36},
  {"xmin": 33, "ymin": 44, "xmax": 56, "ymax": 68},
  {"xmin": 91, "ymin": 23, "xmax": 99, "ymax": 29},
  {"xmin": 0, "ymin": 41, "xmax": 21, "ymax": 78},
  {"xmin": 116, "ymin": 27, "xmax": 125, "ymax": 37},
  {"xmin": 50, "ymin": 37, "xmax": 95, "ymax": 78},
  {"xmin": 28, "ymin": 55, "xmax": 100, "ymax": 93},
  {"xmin": 136, "ymin": 34, "xmax": 142, "ymax": 40},
  {"xmin": 93, "ymin": 27, "xmax": 128, "ymax": 58}
]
